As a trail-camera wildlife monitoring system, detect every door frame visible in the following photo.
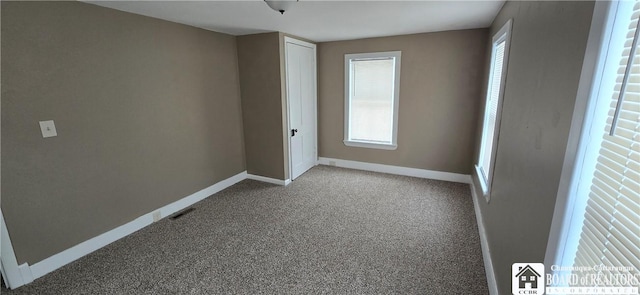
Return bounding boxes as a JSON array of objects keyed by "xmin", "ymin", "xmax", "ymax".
[
  {"xmin": 1, "ymin": 209, "xmax": 27, "ymax": 289},
  {"xmin": 284, "ymin": 36, "xmax": 318, "ymax": 181}
]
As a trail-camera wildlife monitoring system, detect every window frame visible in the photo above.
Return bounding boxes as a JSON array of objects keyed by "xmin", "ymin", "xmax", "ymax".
[
  {"xmin": 545, "ymin": 0, "xmax": 637, "ymax": 274},
  {"xmin": 475, "ymin": 19, "xmax": 513, "ymax": 200},
  {"xmin": 343, "ymin": 51, "xmax": 402, "ymax": 150}
]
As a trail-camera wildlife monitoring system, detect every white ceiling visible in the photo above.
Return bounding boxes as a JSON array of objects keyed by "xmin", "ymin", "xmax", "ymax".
[{"xmin": 87, "ymin": 0, "xmax": 505, "ymax": 42}]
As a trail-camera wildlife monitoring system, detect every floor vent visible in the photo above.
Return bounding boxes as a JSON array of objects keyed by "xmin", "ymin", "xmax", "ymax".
[{"xmin": 169, "ymin": 208, "xmax": 195, "ymax": 220}]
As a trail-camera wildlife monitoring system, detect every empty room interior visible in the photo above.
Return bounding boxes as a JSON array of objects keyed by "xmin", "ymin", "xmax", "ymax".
[{"xmin": 1, "ymin": 1, "xmax": 639, "ymax": 294}]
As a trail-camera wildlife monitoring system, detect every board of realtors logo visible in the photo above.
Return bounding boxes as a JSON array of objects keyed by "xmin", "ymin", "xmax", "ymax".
[{"xmin": 512, "ymin": 263, "xmax": 545, "ymax": 294}]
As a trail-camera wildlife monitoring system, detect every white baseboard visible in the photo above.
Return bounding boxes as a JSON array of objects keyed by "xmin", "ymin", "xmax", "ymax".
[
  {"xmin": 470, "ymin": 180, "xmax": 498, "ymax": 295},
  {"xmin": 28, "ymin": 214, "xmax": 153, "ymax": 281},
  {"xmin": 155, "ymin": 171, "xmax": 247, "ymax": 221},
  {"xmin": 247, "ymin": 174, "xmax": 290, "ymax": 186},
  {"xmin": 318, "ymin": 157, "xmax": 471, "ymax": 184},
  {"xmin": 3, "ymin": 171, "xmax": 247, "ymax": 289},
  {"xmin": 18, "ymin": 264, "xmax": 33, "ymax": 285}
]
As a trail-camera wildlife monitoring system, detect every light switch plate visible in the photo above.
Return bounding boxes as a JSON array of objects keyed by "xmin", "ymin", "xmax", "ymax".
[{"xmin": 39, "ymin": 120, "xmax": 57, "ymax": 138}]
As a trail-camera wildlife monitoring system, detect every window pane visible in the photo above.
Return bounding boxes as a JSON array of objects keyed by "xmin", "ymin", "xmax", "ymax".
[
  {"xmin": 479, "ymin": 40, "xmax": 506, "ymax": 178},
  {"xmin": 350, "ymin": 58, "xmax": 395, "ymax": 143}
]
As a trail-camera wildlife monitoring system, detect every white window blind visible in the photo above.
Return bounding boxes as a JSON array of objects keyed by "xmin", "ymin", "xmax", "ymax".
[
  {"xmin": 479, "ymin": 40, "xmax": 506, "ymax": 179},
  {"xmin": 350, "ymin": 58, "xmax": 395, "ymax": 143},
  {"xmin": 573, "ymin": 0, "xmax": 640, "ymax": 282}
]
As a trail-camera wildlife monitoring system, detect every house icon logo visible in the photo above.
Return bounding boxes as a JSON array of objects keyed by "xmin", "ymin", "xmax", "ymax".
[{"xmin": 512, "ymin": 263, "xmax": 545, "ymax": 294}]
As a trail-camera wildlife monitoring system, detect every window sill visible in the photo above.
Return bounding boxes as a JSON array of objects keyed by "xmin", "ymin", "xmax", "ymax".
[
  {"xmin": 344, "ymin": 140, "xmax": 397, "ymax": 150},
  {"xmin": 474, "ymin": 165, "xmax": 491, "ymax": 202}
]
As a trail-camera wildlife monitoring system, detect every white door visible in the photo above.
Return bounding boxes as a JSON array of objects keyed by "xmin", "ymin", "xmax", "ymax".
[{"xmin": 285, "ymin": 37, "xmax": 317, "ymax": 180}]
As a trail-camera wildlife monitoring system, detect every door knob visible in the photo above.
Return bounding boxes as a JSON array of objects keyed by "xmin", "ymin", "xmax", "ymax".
[{"xmin": 291, "ymin": 129, "xmax": 298, "ymax": 137}]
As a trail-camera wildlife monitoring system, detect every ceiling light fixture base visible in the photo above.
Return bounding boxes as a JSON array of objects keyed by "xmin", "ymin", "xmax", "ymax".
[{"xmin": 264, "ymin": 0, "xmax": 299, "ymax": 15}]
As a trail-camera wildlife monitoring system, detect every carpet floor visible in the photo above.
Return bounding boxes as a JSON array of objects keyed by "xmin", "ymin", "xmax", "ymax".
[{"xmin": 2, "ymin": 166, "xmax": 488, "ymax": 294}]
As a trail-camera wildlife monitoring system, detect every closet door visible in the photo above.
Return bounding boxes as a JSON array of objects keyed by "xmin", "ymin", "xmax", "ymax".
[{"xmin": 285, "ymin": 37, "xmax": 317, "ymax": 180}]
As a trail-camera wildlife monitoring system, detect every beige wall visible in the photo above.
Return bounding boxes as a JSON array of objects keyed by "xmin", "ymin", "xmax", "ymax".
[
  {"xmin": 238, "ymin": 32, "xmax": 317, "ymax": 181},
  {"xmin": 471, "ymin": 1, "xmax": 595, "ymax": 294},
  {"xmin": 318, "ymin": 30, "xmax": 488, "ymax": 174},
  {"xmin": 237, "ymin": 33, "xmax": 286, "ymax": 180},
  {"xmin": 1, "ymin": 1, "xmax": 246, "ymax": 264}
]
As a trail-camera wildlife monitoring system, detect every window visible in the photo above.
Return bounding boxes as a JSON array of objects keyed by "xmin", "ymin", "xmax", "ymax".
[
  {"xmin": 344, "ymin": 51, "xmax": 401, "ymax": 150},
  {"xmin": 551, "ymin": 0, "xmax": 639, "ymax": 286},
  {"xmin": 569, "ymin": 0, "xmax": 640, "ymax": 279},
  {"xmin": 475, "ymin": 19, "xmax": 512, "ymax": 198}
]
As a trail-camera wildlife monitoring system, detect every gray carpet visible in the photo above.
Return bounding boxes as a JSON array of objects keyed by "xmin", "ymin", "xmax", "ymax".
[{"xmin": 2, "ymin": 166, "xmax": 488, "ymax": 294}]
